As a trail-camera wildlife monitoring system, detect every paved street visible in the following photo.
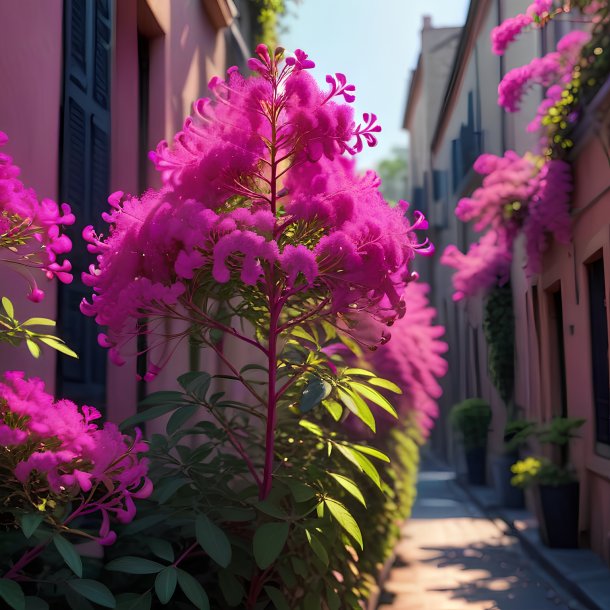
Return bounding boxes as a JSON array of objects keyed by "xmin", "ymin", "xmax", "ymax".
[{"xmin": 377, "ymin": 462, "xmax": 587, "ymax": 610}]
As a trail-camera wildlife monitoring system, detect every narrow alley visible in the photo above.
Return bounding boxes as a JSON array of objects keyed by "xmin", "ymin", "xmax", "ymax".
[{"xmin": 377, "ymin": 461, "xmax": 587, "ymax": 610}]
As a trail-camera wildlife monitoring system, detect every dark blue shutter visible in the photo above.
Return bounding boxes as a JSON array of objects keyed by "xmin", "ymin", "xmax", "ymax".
[{"xmin": 57, "ymin": 0, "xmax": 112, "ymax": 408}]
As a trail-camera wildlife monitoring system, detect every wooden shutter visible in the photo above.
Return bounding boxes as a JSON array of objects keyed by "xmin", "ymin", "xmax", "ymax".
[{"xmin": 57, "ymin": 0, "xmax": 112, "ymax": 408}]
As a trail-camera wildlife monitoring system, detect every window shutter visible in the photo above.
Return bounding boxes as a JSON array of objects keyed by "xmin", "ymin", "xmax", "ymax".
[{"xmin": 58, "ymin": 0, "xmax": 112, "ymax": 408}]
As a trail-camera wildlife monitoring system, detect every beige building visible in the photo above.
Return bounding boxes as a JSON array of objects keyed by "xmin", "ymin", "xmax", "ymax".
[{"xmin": 405, "ymin": 0, "xmax": 610, "ymax": 564}]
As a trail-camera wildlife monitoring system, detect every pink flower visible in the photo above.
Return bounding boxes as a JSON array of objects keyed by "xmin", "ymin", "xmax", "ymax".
[
  {"xmin": 82, "ymin": 47, "xmax": 431, "ymax": 372},
  {"xmin": 0, "ymin": 372, "xmax": 151, "ymax": 544},
  {"xmin": 0, "ymin": 132, "xmax": 74, "ymax": 300}
]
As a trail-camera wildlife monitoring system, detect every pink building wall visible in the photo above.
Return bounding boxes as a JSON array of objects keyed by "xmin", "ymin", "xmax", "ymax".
[
  {"xmin": 0, "ymin": 1, "xmax": 64, "ymax": 393},
  {"xmin": 514, "ymin": 85, "xmax": 610, "ymax": 561}
]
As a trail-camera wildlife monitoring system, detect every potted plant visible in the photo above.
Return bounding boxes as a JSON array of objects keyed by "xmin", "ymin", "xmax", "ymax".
[
  {"xmin": 511, "ymin": 417, "xmax": 584, "ymax": 548},
  {"xmin": 450, "ymin": 398, "xmax": 492, "ymax": 485},
  {"xmin": 491, "ymin": 419, "xmax": 535, "ymax": 508}
]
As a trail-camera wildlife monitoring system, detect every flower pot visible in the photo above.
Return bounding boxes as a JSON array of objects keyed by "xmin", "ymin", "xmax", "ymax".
[
  {"xmin": 464, "ymin": 446, "xmax": 487, "ymax": 485},
  {"xmin": 538, "ymin": 481, "xmax": 579, "ymax": 548},
  {"xmin": 491, "ymin": 454, "xmax": 525, "ymax": 508}
]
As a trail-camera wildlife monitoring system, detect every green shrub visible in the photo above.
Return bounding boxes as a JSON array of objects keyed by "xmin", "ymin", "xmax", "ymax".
[{"xmin": 449, "ymin": 398, "xmax": 491, "ymax": 451}]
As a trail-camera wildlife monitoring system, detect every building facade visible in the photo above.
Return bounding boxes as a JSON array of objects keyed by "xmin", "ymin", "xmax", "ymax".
[{"xmin": 405, "ymin": 0, "xmax": 610, "ymax": 563}]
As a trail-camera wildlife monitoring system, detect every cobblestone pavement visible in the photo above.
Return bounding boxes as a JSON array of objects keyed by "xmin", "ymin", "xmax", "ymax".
[{"xmin": 377, "ymin": 463, "xmax": 587, "ymax": 610}]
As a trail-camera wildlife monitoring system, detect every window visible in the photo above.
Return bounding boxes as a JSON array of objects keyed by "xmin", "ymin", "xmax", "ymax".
[
  {"xmin": 548, "ymin": 285, "xmax": 568, "ymax": 418},
  {"xmin": 588, "ymin": 257, "xmax": 610, "ymax": 448},
  {"xmin": 57, "ymin": 0, "xmax": 112, "ymax": 408}
]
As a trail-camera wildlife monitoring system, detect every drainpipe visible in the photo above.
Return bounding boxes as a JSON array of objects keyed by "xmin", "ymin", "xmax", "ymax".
[{"xmin": 497, "ymin": 0, "xmax": 507, "ymax": 152}]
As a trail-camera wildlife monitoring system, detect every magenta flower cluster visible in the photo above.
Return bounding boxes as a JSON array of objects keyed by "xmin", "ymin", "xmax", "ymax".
[
  {"xmin": 81, "ymin": 46, "xmax": 431, "ymax": 373},
  {"xmin": 368, "ymin": 282, "xmax": 448, "ymax": 435},
  {"xmin": 490, "ymin": 0, "xmax": 553, "ymax": 55},
  {"xmin": 0, "ymin": 132, "xmax": 74, "ymax": 302},
  {"xmin": 498, "ymin": 30, "xmax": 590, "ymax": 113},
  {"xmin": 441, "ymin": 152, "xmax": 572, "ymax": 300},
  {"xmin": 0, "ymin": 371, "xmax": 151, "ymax": 545}
]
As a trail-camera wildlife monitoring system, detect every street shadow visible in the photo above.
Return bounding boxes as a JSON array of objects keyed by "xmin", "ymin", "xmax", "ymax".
[{"xmin": 379, "ymin": 539, "xmax": 567, "ymax": 610}]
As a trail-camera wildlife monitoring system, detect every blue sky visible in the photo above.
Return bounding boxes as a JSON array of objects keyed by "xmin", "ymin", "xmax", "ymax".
[{"xmin": 280, "ymin": 0, "xmax": 470, "ymax": 170}]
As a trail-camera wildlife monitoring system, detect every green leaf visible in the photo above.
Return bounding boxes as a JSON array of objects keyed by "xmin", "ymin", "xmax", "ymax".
[
  {"xmin": 177, "ymin": 372, "xmax": 211, "ymax": 401},
  {"xmin": 38, "ymin": 336, "xmax": 78, "ymax": 358},
  {"xmin": 147, "ymin": 539, "xmax": 174, "ymax": 562},
  {"xmin": 368, "ymin": 377, "xmax": 402, "ymax": 394},
  {"xmin": 305, "ymin": 530, "xmax": 329, "ymax": 566},
  {"xmin": 253, "ymin": 499, "xmax": 289, "ymax": 519},
  {"xmin": 105, "ymin": 556, "xmax": 164, "ymax": 574},
  {"xmin": 324, "ymin": 499, "xmax": 363, "ymax": 549},
  {"xmin": 335, "ymin": 444, "xmax": 382, "ymax": 489},
  {"xmin": 325, "ymin": 586, "xmax": 341, "ymax": 610},
  {"xmin": 285, "ymin": 480, "xmax": 316, "ymax": 503},
  {"xmin": 303, "ymin": 591, "xmax": 321, "ymax": 610},
  {"xmin": 323, "ymin": 399, "xmax": 342, "ymax": 421},
  {"xmin": 119, "ymin": 404, "xmax": 182, "ymax": 431},
  {"xmin": 350, "ymin": 443, "xmax": 390, "ymax": 462},
  {"xmin": 1, "ymin": 297, "xmax": 14, "ymax": 319},
  {"xmin": 177, "ymin": 570, "xmax": 210, "ymax": 610},
  {"xmin": 166, "ymin": 404, "xmax": 199, "ymax": 435},
  {"xmin": 115, "ymin": 592, "xmax": 151, "ymax": 610},
  {"xmin": 21, "ymin": 317, "xmax": 56, "ymax": 327},
  {"xmin": 152, "ymin": 477, "xmax": 191, "ymax": 504},
  {"xmin": 138, "ymin": 391, "xmax": 185, "ymax": 406},
  {"xmin": 328, "ymin": 473, "xmax": 366, "ymax": 506},
  {"xmin": 67, "ymin": 580, "xmax": 116, "ymax": 608},
  {"xmin": 253, "ymin": 522, "xmax": 289, "ymax": 569},
  {"xmin": 155, "ymin": 567, "xmax": 177, "ymax": 605},
  {"xmin": 26, "ymin": 339, "xmax": 40, "ymax": 358},
  {"xmin": 343, "ymin": 367, "xmax": 375, "ymax": 377},
  {"xmin": 338, "ymin": 387, "xmax": 375, "ymax": 432},
  {"xmin": 350, "ymin": 381, "xmax": 398, "ymax": 418},
  {"xmin": 24, "ymin": 597, "xmax": 49, "ymax": 610},
  {"xmin": 53, "ymin": 535, "xmax": 83, "ymax": 577},
  {"xmin": 299, "ymin": 377, "xmax": 330, "ymax": 413},
  {"xmin": 290, "ymin": 326, "xmax": 317, "ymax": 345},
  {"xmin": 239, "ymin": 364, "xmax": 268, "ymax": 374},
  {"xmin": 218, "ymin": 571, "xmax": 244, "ymax": 607},
  {"xmin": 299, "ymin": 419, "xmax": 323, "ymax": 436},
  {"xmin": 196, "ymin": 514, "xmax": 231, "ymax": 568},
  {"xmin": 20, "ymin": 513, "xmax": 43, "ymax": 539},
  {"xmin": 264, "ymin": 586, "xmax": 290, "ymax": 610},
  {"xmin": 122, "ymin": 513, "xmax": 168, "ymax": 535},
  {"xmin": 0, "ymin": 579, "xmax": 25, "ymax": 610}
]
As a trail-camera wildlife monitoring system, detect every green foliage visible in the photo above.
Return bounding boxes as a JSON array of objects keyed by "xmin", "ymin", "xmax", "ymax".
[
  {"xmin": 252, "ymin": 0, "xmax": 289, "ymax": 51},
  {"xmin": 511, "ymin": 417, "xmax": 585, "ymax": 488},
  {"xmin": 449, "ymin": 398, "xmax": 492, "ymax": 450},
  {"xmin": 0, "ymin": 297, "xmax": 77, "ymax": 359},
  {"xmin": 537, "ymin": 416, "xmax": 585, "ymax": 446},
  {"xmin": 540, "ymin": 3, "xmax": 610, "ymax": 159},
  {"xmin": 483, "ymin": 285, "xmax": 514, "ymax": 406},
  {"xmin": 503, "ymin": 419, "xmax": 536, "ymax": 454}
]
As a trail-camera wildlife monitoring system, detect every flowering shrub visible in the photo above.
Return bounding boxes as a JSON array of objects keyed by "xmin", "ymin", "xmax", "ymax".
[
  {"xmin": 81, "ymin": 44, "xmax": 430, "ymax": 500},
  {"xmin": 442, "ymin": 0, "xmax": 608, "ymax": 300},
  {"xmin": 51, "ymin": 45, "xmax": 438, "ymax": 609},
  {"xmin": 0, "ymin": 371, "xmax": 150, "ymax": 607},
  {"xmin": 0, "ymin": 44, "xmax": 440, "ymax": 609}
]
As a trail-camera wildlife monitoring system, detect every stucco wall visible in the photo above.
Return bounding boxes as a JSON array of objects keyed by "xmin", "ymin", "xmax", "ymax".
[{"xmin": 0, "ymin": 1, "xmax": 64, "ymax": 392}]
